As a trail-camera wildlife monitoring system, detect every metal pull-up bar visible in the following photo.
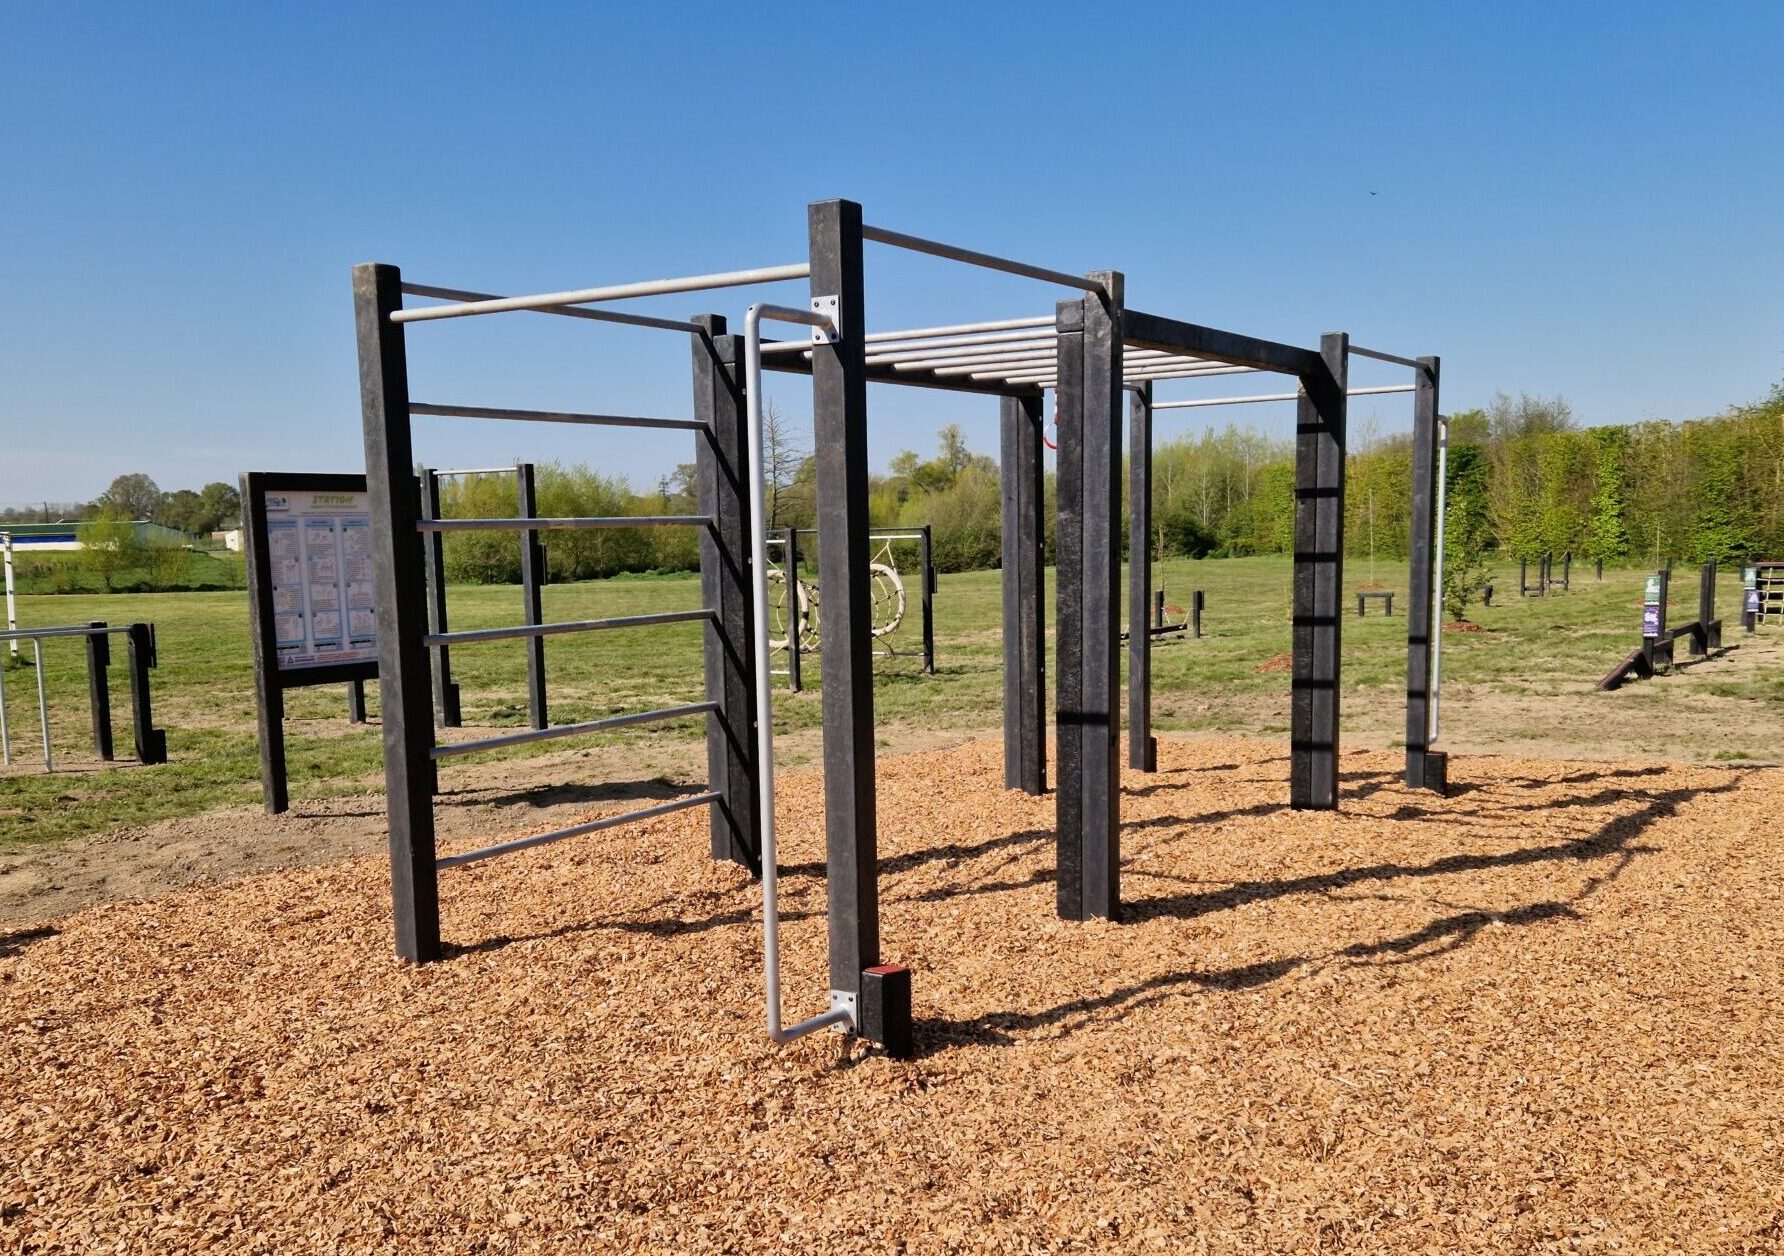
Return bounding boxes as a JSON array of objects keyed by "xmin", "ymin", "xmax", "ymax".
[
  {"xmin": 1153, "ymin": 383, "xmax": 1415, "ymax": 410},
  {"xmin": 411, "ymin": 402, "xmax": 707, "ymax": 433},
  {"xmin": 861, "ymin": 223, "xmax": 1107, "ymax": 294},
  {"xmin": 1349, "ymin": 345, "xmax": 1428, "ymax": 371},
  {"xmin": 390, "ymin": 264, "xmax": 813, "ymax": 324},
  {"xmin": 745, "ymin": 299, "xmax": 857, "ymax": 1046}
]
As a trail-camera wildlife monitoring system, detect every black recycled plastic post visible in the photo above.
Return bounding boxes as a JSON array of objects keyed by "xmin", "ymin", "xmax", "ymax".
[
  {"xmin": 1056, "ymin": 272, "xmax": 1125, "ymax": 921},
  {"xmin": 999, "ymin": 393, "xmax": 1046, "ymax": 795},
  {"xmin": 691, "ymin": 314, "xmax": 760, "ymax": 873},
  {"xmin": 919, "ymin": 523, "xmax": 936, "ymax": 675},
  {"xmin": 1192, "ymin": 590, "xmax": 1205, "ymax": 639},
  {"xmin": 346, "ymin": 680, "xmax": 367, "ymax": 723},
  {"xmin": 517, "ymin": 461, "xmax": 548, "ymax": 731},
  {"xmin": 810, "ymin": 198, "xmax": 907, "ymax": 1053},
  {"xmin": 1402, "ymin": 356, "xmax": 1446, "ymax": 793},
  {"xmin": 419, "ymin": 469, "xmax": 462, "ymax": 728},
  {"xmin": 1290, "ymin": 334, "xmax": 1348, "ymax": 811},
  {"xmin": 784, "ymin": 526, "xmax": 803, "ymax": 693},
  {"xmin": 84, "ymin": 621, "xmax": 114, "ymax": 761},
  {"xmin": 1127, "ymin": 380, "xmax": 1156, "ymax": 773},
  {"xmin": 125, "ymin": 623, "xmax": 167, "ymax": 765},
  {"xmin": 355, "ymin": 261, "xmax": 442, "ymax": 965}
]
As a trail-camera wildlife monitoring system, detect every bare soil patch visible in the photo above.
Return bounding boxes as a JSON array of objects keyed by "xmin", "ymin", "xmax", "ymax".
[{"xmin": 4, "ymin": 737, "xmax": 1782, "ymax": 1251}]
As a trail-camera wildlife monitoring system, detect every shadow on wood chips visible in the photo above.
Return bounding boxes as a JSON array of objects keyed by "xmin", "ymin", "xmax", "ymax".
[{"xmin": 4, "ymin": 737, "xmax": 1783, "ymax": 1252}]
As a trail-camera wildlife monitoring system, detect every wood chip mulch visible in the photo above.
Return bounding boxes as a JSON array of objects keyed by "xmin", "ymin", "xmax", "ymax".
[{"xmin": 4, "ymin": 737, "xmax": 1783, "ymax": 1253}]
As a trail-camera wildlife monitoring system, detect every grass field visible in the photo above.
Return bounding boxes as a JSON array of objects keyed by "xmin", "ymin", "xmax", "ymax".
[{"xmin": 1, "ymin": 556, "xmax": 1778, "ymax": 849}]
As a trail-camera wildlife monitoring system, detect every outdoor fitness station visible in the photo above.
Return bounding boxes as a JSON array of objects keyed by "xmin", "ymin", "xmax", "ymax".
[
  {"xmin": 355, "ymin": 198, "xmax": 1451, "ymax": 1057},
  {"xmin": 1598, "ymin": 562, "xmax": 1727, "ymax": 689}
]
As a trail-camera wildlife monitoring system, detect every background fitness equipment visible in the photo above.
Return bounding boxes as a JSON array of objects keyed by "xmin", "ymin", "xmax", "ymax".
[
  {"xmin": 0, "ymin": 621, "xmax": 165, "ymax": 773},
  {"xmin": 766, "ymin": 525, "xmax": 936, "ymax": 691}
]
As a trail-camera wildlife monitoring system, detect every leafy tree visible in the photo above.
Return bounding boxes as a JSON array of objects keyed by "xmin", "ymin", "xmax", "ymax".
[
  {"xmin": 199, "ymin": 481, "xmax": 241, "ymax": 529},
  {"xmin": 77, "ymin": 509, "xmax": 143, "ymax": 592},
  {"xmin": 97, "ymin": 473, "xmax": 161, "ymax": 520}
]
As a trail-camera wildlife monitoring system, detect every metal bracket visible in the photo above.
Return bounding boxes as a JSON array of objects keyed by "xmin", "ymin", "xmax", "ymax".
[
  {"xmin": 828, "ymin": 988, "xmax": 858, "ymax": 1031},
  {"xmin": 811, "ymin": 295, "xmax": 841, "ymax": 344}
]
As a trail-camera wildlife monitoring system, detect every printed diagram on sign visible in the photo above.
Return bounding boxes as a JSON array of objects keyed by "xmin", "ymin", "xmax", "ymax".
[{"xmin": 265, "ymin": 491, "xmax": 377, "ymax": 670}]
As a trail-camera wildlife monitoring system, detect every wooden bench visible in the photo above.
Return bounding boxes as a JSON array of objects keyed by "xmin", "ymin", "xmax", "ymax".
[{"xmin": 1356, "ymin": 590, "xmax": 1394, "ymax": 617}]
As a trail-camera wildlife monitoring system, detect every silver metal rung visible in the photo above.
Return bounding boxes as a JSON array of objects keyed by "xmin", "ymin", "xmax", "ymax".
[
  {"xmin": 436, "ymin": 791, "xmax": 719, "ymax": 871},
  {"xmin": 431, "ymin": 701, "xmax": 718, "ymax": 760},
  {"xmin": 392, "ymin": 263, "xmax": 812, "ymax": 323},
  {"xmin": 400, "ymin": 283, "xmax": 702, "ymax": 334},
  {"xmin": 861, "ymin": 223, "xmax": 1104, "ymax": 294},
  {"xmin": 425, "ymin": 608, "xmax": 714, "ymax": 648},
  {"xmin": 411, "ymin": 402, "xmax": 706, "ymax": 432},
  {"xmin": 416, "ymin": 515, "xmax": 711, "ymax": 533}
]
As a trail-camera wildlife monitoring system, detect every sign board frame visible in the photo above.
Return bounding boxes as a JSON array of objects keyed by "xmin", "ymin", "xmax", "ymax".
[{"xmin": 242, "ymin": 471, "xmax": 381, "ymax": 813}]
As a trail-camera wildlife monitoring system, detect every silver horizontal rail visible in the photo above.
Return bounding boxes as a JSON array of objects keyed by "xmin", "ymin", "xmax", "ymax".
[
  {"xmin": 431, "ymin": 701, "xmax": 718, "ymax": 760},
  {"xmin": 867, "ymin": 315, "xmax": 1055, "ymax": 343},
  {"xmin": 863, "ymin": 224, "xmax": 1105, "ymax": 294},
  {"xmin": 424, "ymin": 608, "xmax": 713, "ymax": 647},
  {"xmin": 1153, "ymin": 383, "xmax": 1415, "ymax": 410},
  {"xmin": 392, "ymin": 263, "xmax": 812, "ymax": 324},
  {"xmin": 400, "ymin": 283, "xmax": 702, "ymax": 334},
  {"xmin": 432, "ymin": 466, "xmax": 519, "ymax": 477},
  {"xmin": 1349, "ymin": 345, "xmax": 1425, "ymax": 370},
  {"xmin": 863, "ymin": 328, "xmax": 1057, "ymax": 358},
  {"xmin": 436, "ymin": 791, "xmax": 719, "ymax": 870},
  {"xmin": 417, "ymin": 515, "xmax": 711, "ymax": 533},
  {"xmin": 0, "ymin": 623, "xmax": 137, "ymax": 643},
  {"xmin": 411, "ymin": 401, "xmax": 706, "ymax": 432}
]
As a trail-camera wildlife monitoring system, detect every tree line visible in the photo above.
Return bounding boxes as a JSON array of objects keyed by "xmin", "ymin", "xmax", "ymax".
[{"xmin": 434, "ymin": 383, "xmax": 1784, "ymax": 605}]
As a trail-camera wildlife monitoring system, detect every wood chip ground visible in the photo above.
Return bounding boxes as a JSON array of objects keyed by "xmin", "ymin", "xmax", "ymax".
[{"xmin": 4, "ymin": 737, "xmax": 1783, "ymax": 1252}]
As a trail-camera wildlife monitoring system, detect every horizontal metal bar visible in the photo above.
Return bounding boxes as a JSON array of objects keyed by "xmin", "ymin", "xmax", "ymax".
[
  {"xmin": 424, "ymin": 608, "xmax": 714, "ymax": 648},
  {"xmin": 1348, "ymin": 345, "xmax": 1425, "ymax": 370},
  {"xmin": 431, "ymin": 466, "xmax": 519, "ymax": 478},
  {"xmin": 863, "ymin": 328, "xmax": 1058, "ymax": 359},
  {"xmin": 417, "ymin": 515, "xmax": 711, "ymax": 533},
  {"xmin": 865, "ymin": 315, "xmax": 1055, "ymax": 342},
  {"xmin": 411, "ymin": 401, "xmax": 706, "ymax": 432},
  {"xmin": 392, "ymin": 263, "xmax": 812, "ymax": 323},
  {"xmin": 436, "ymin": 791, "xmax": 719, "ymax": 870},
  {"xmin": 431, "ymin": 700, "xmax": 718, "ymax": 759},
  {"xmin": 400, "ymin": 283, "xmax": 702, "ymax": 334},
  {"xmin": 862, "ymin": 223, "xmax": 1105, "ymax": 293},
  {"xmin": 1152, "ymin": 383, "xmax": 1414, "ymax": 410},
  {"xmin": 927, "ymin": 347, "xmax": 1191, "ymax": 377},
  {"xmin": 0, "ymin": 624, "xmax": 135, "ymax": 643},
  {"xmin": 994, "ymin": 361, "xmax": 1255, "ymax": 385}
]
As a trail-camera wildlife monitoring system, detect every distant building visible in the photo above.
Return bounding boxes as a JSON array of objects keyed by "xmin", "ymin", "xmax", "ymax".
[{"xmin": 0, "ymin": 521, "xmax": 192, "ymax": 552}]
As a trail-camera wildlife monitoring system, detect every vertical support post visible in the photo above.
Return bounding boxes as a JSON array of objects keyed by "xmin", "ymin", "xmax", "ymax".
[
  {"xmin": 692, "ymin": 315, "xmax": 761, "ymax": 872},
  {"xmin": 1291, "ymin": 333, "xmax": 1348, "ymax": 810},
  {"xmin": 1698, "ymin": 560, "xmax": 1719, "ymax": 652},
  {"xmin": 784, "ymin": 528, "xmax": 802, "ymax": 692},
  {"xmin": 124, "ymin": 623, "xmax": 167, "ymax": 765},
  {"xmin": 346, "ymin": 680, "xmax": 367, "ymax": 723},
  {"xmin": 1055, "ymin": 272, "xmax": 1124, "ymax": 921},
  {"xmin": 919, "ymin": 523, "xmax": 936, "ymax": 674},
  {"xmin": 84, "ymin": 622, "xmax": 114, "ymax": 761},
  {"xmin": 516, "ymin": 461, "xmax": 548, "ymax": 731},
  {"xmin": 355, "ymin": 261, "xmax": 441, "ymax": 964},
  {"xmin": 1562, "ymin": 551, "xmax": 1572, "ymax": 591},
  {"xmin": 242, "ymin": 473, "xmax": 290, "ymax": 813},
  {"xmin": 1596, "ymin": 556, "xmax": 1604, "ymax": 581},
  {"xmin": 1519, "ymin": 556, "xmax": 1528, "ymax": 596},
  {"xmin": 811, "ymin": 198, "xmax": 904, "ymax": 1049},
  {"xmin": 1402, "ymin": 356, "xmax": 1446, "ymax": 793},
  {"xmin": 2, "ymin": 532, "xmax": 15, "ymax": 657},
  {"xmin": 419, "ymin": 469, "xmax": 461, "ymax": 727},
  {"xmin": 1127, "ymin": 381, "xmax": 1156, "ymax": 773},
  {"xmin": 999, "ymin": 393, "xmax": 1046, "ymax": 795},
  {"xmin": 1192, "ymin": 590, "xmax": 1204, "ymax": 639}
]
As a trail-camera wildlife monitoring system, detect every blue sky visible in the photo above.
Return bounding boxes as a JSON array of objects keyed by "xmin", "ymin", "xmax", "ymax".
[{"xmin": 3, "ymin": 2, "xmax": 1780, "ymax": 509}]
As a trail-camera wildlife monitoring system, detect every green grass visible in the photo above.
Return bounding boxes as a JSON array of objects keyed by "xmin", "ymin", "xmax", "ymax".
[{"xmin": 0, "ymin": 557, "xmax": 1774, "ymax": 849}]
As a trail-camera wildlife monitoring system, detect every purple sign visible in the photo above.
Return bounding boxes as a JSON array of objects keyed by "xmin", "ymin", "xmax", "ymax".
[
  {"xmin": 1747, "ymin": 589, "xmax": 1762, "ymax": 613},
  {"xmin": 1642, "ymin": 605, "xmax": 1661, "ymax": 638}
]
